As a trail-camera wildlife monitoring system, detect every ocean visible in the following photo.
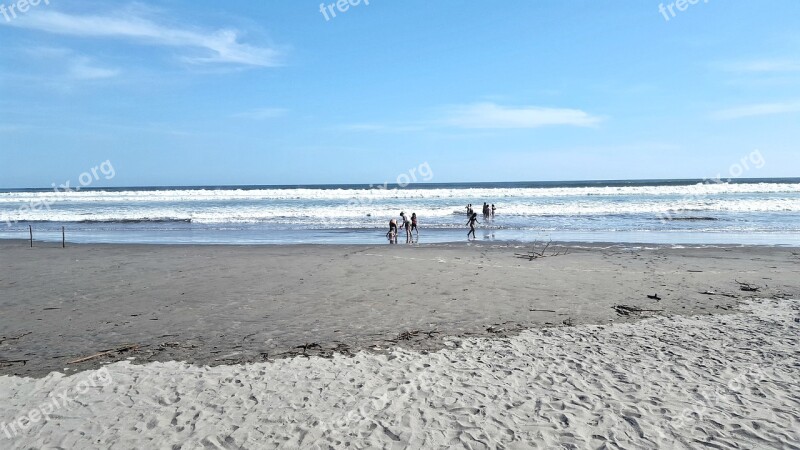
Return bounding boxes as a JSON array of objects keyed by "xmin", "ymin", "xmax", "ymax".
[{"xmin": 1, "ymin": 178, "xmax": 799, "ymax": 246}]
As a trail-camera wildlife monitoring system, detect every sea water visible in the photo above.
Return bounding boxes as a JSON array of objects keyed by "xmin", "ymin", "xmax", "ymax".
[{"xmin": 1, "ymin": 178, "xmax": 798, "ymax": 246}]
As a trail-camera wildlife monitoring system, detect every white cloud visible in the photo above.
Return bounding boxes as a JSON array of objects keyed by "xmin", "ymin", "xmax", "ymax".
[
  {"xmin": 23, "ymin": 47, "xmax": 73, "ymax": 59},
  {"xmin": 232, "ymin": 108, "xmax": 288, "ymax": 120},
  {"xmin": 711, "ymin": 102, "xmax": 800, "ymax": 120},
  {"xmin": 441, "ymin": 103, "xmax": 603, "ymax": 129},
  {"xmin": 334, "ymin": 123, "xmax": 425, "ymax": 132},
  {"xmin": 335, "ymin": 103, "xmax": 603, "ymax": 133},
  {"xmin": 717, "ymin": 59, "xmax": 800, "ymax": 73},
  {"xmin": 20, "ymin": 47, "xmax": 120, "ymax": 81},
  {"xmin": 6, "ymin": 10, "xmax": 282, "ymax": 67},
  {"xmin": 68, "ymin": 57, "xmax": 120, "ymax": 80},
  {"xmin": 0, "ymin": 124, "xmax": 29, "ymax": 133}
]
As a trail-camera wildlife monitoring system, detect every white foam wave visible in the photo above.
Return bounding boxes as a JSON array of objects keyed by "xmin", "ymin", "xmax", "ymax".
[
  {"xmin": 2, "ymin": 197, "xmax": 799, "ymax": 224},
  {"xmin": 1, "ymin": 182, "xmax": 799, "ymax": 204}
]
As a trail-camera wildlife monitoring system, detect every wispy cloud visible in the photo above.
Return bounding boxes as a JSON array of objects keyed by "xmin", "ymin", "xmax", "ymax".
[
  {"xmin": 6, "ymin": 10, "xmax": 283, "ymax": 67},
  {"xmin": 68, "ymin": 57, "xmax": 120, "ymax": 80},
  {"xmin": 711, "ymin": 101, "xmax": 800, "ymax": 120},
  {"xmin": 716, "ymin": 58, "xmax": 800, "ymax": 73},
  {"xmin": 0, "ymin": 124, "xmax": 30, "ymax": 133},
  {"xmin": 20, "ymin": 47, "xmax": 120, "ymax": 81},
  {"xmin": 441, "ymin": 103, "xmax": 603, "ymax": 129},
  {"xmin": 232, "ymin": 108, "xmax": 288, "ymax": 120},
  {"xmin": 334, "ymin": 123, "xmax": 425, "ymax": 133},
  {"xmin": 336, "ymin": 102, "xmax": 603, "ymax": 132}
]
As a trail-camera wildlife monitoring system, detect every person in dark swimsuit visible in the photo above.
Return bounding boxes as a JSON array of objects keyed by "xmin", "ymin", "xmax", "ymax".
[
  {"xmin": 411, "ymin": 213, "xmax": 418, "ymax": 239},
  {"xmin": 467, "ymin": 212, "xmax": 479, "ymax": 239}
]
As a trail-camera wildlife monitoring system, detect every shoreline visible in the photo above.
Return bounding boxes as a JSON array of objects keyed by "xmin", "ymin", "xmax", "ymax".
[
  {"xmin": 1, "ymin": 241, "xmax": 797, "ymax": 378},
  {"xmin": 3, "ymin": 237, "xmax": 800, "ymax": 249}
]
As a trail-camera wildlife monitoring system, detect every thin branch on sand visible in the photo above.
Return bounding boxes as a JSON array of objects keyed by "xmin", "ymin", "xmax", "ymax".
[
  {"xmin": 296, "ymin": 342, "xmax": 321, "ymax": 356},
  {"xmin": 0, "ymin": 331, "xmax": 32, "ymax": 345},
  {"xmin": 514, "ymin": 240, "xmax": 570, "ymax": 261},
  {"xmin": 0, "ymin": 359, "xmax": 28, "ymax": 367},
  {"xmin": 613, "ymin": 305, "xmax": 664, "ymax": 316},
  {"xmin": 67, "ymin": 344, "xmax": 140, "ymax": 365},
  {"xmin": 700, "ymin": 290, "xmax": 738, "ymax": 298},
  {"xmin": 398, "ymin": 330, "xmax": 420, "ymax": 341},
  {"xmin": 735, "ymin": 280, "xmax": 761, "ymax": 292}
]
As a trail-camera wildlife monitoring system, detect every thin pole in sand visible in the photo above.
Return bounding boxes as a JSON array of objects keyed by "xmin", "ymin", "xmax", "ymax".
[
  {"xmin": 29, "ymin": 225, "xmax": 33, "ymax": 248},
  {"xmin": 62, "ymin": 226, "xmax": 65, "ymax": 248}
]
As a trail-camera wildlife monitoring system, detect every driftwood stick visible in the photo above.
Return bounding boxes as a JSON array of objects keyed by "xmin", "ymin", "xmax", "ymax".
[
  {"xmin": 29, "ymin": 225, "xmax": 33, "ymax": 248},
  {"xmin": 68, "ymin": 351, "xmax": 116, "ymax": 365},
  {"xmin": 613, "ymin": 305, "xmax": 664, "ymax": 316},
  {"xmin": 539, "ymin": 240, "xmax": 552, "ymax": 257},
  {"xmin": 735, "ymin": 280, "xmax": 760, "ymax": 292},
  {"xmin": 0, "ymin": 359, "xmax": 28, "ymax": 366},
  {"xmin": 701, "ymin": 290, "xmax": 738, "ymax": 298},
  {"xmin": 517, "ymin": 239, "xmax": 568, "ymax": 260},
  {"xmin": 67, "ymin": 344, "xmax": 139, "ymax": 364},
  {"xmin": 0, "ymin": 332, "xmax": 32, "ymax": 345}
]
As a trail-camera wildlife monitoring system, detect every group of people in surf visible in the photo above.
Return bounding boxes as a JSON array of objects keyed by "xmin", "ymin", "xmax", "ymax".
[
  {"xmin": 466, "ymin": 203, "xmax": 495, "ymax": 220},
  {"xmin": 387, "ymin": 211, "xmax": 418, "ymax": 244},
  {"xmin": 386, "ymin": 202, "xmax": 498, "ymax": 243}
]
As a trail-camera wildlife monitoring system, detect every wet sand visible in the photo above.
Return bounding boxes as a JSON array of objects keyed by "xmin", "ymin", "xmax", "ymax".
[{"xmin": 1, "ymin": 240, "xmax": 797, "ymax": 378}]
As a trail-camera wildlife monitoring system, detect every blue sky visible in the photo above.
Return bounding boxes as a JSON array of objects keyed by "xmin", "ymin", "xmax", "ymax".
[{"xmin": 1, "ymin": 0, "xmax": 799, "ymax": 187}]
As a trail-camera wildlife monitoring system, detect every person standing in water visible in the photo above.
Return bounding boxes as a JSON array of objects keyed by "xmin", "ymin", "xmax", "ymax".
[
  {"xmin": 467, "ymin": 212, "xmax": 479, "ymax": 240},
  {"xmin": 400, "ymin": 212, "xmax": 412, "ymax": 244},
  {"xmin": 411, "ymin": 213, "xmax": 419, "ymax": 239},
  {"xmin": 387, "ymin": 219, "xmax": 398, "ymax": 244},
  {"xmin": 491, "ymin": 204, "xmax": 496, "ymax": 218}
]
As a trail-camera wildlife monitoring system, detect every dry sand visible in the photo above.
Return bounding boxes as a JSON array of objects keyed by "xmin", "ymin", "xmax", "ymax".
[
  {"xmin": 0, "ymin": 298, "xmax": 797, "ymax": 448},
  {"xmin": 0, "ymin": 241, "xmax": 798, "ymax": 378}
]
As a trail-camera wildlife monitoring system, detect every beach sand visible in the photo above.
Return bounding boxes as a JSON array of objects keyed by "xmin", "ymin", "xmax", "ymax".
[
  {"xmin": 0, "ymin": 298, "xmax": 797, "ymax": 448},
  {"xmin": 0, "ymin": 241, "xmax": 798, "ymax": 448}
]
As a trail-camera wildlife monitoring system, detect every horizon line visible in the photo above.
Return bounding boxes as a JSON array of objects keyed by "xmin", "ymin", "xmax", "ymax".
[{"xmin": 2, "ymin": 176, "xmax": 799, "ymax": 191}]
